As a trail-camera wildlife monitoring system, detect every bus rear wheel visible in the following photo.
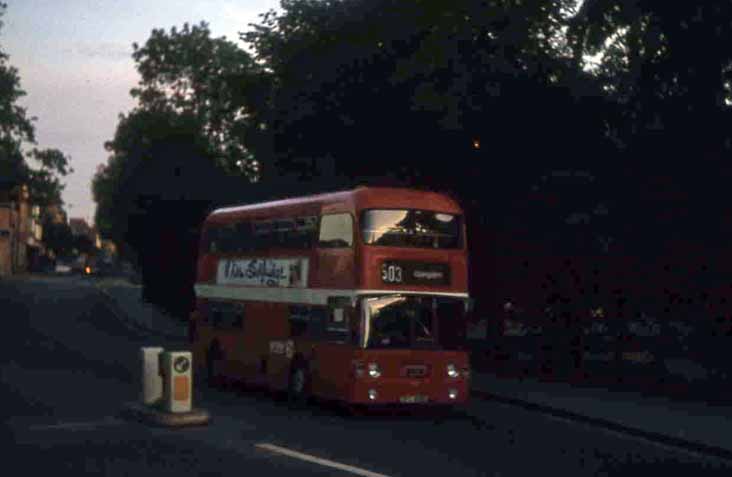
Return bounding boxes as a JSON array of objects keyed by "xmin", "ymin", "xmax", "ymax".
[{"xmin": 287, "ymin": 361, "xmax": 311, "ymax": 407}]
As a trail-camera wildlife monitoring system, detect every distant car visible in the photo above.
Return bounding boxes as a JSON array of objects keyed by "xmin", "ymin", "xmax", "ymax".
[
  {"xmin": 70, "ymin": 256, "xmax": 86, "ymax": 274},
  {"xmin": 54, "ymin": 262, "xmax": 72, "ymax": 274}
]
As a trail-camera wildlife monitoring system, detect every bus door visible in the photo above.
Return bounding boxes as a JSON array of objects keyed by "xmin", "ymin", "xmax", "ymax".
[
  {"xmin": 311, "ymin": 297, "xmax": 358, "ymax": 400},
  {"xmin": 261, "ymin": 302, "xmax": 297, "ymax": 390},
  {"xmin": 206, "ymin": 300, "xmax": 246, "ymax": 377}
]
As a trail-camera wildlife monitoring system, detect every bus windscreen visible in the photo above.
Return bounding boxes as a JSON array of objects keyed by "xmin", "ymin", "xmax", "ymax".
[
  {"xmin": 361, "ymin": 209, "xmax": 461, "ymax": 249},
  {"xmin": 363, "ymin": 296, "xmax": 466, "ymax": 350}
]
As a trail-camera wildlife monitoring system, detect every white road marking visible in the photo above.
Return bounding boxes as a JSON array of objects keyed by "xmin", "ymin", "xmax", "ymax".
[
  {"xmin": 28, "ymin": 417, "xmax": 124, "ymax": 431},
  {"xmin": 255, "ymin": 443, "xmax": 392, "ymax": 477}
]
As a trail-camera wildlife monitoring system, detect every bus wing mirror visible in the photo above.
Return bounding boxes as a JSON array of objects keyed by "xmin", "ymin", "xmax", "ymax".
[{"xmin": 465, "ymin": 298, "xmax": 475, "ymax": 314}]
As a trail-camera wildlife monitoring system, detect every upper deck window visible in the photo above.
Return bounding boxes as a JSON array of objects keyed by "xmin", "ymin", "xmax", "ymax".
[
  {"xmin": 318, "ymin": 213, "xmax": 354, "ymax": 248},
  {"xmin": 361, "ymin": 209, "xmax": 462, "ymax": 249},
  {"xmin": 203, "ymin": 215, "xmax": 318, "ymax": 253}
]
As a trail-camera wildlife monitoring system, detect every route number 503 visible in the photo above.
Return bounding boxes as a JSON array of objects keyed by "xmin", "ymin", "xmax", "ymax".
[{"xmin": 381, "ymin": 263, "xmax": 403, "ymax": 283}]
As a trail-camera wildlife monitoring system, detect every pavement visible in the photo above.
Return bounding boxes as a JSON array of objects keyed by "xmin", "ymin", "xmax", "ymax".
[
  {"xmin": 471, "ymin": 374, "xmax": 732, "ymax": 459},
  {"xmin": 93, "ymin": 275, "xmax": 732, "ymax": 460},
  {"xmin": 93, "ymin": 276, "xmax": 187, "ymax": 340}
]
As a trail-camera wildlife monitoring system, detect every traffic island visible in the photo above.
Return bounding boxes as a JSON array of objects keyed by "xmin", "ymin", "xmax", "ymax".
[
  {"xmin": 120, "ymin": 401, "xmax": 210, "ymax": 427},
  {"xmin": 121, "ymin": 347, "xmax": 211, "ymax": 427}
]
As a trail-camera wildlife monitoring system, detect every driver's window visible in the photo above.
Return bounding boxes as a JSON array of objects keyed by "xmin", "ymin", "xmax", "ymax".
[
  {"xmin": 414, "ymin": 300, "xmax": 435, "ymax": 343},
  {"xmin": 370, "ymin": 299, "xmax": 410, "ymax": 347}
]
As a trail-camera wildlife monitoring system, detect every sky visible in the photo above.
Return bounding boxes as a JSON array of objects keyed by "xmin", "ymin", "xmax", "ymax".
[{"xmin": 3, "ymin": 0, "xmax": 282, "ymax": 225}]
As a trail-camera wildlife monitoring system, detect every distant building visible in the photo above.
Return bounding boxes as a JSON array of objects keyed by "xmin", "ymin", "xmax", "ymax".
[
  {"xmin": 0, "ymin": 183, "xmax": 42, "ymax": 276},
  {"xmin": 0, "ymin": 198, "xmax": 14, "ymax": 277}
]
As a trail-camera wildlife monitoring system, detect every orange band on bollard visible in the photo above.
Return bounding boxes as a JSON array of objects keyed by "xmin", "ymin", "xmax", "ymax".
[{"xmin": 174, "ymin": 376, "xmax": 190, "ymax": 401}]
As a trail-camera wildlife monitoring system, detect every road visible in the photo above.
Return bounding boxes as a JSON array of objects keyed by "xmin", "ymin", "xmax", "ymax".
[{"xmin": 2, "ymin": 275, "xmax": 731, "ymax": 476}]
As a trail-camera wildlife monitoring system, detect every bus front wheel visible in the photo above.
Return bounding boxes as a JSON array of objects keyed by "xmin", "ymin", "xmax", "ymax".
[{"xmin": 287, "ymin": 361, "xmax": 311, "ymax": 407}]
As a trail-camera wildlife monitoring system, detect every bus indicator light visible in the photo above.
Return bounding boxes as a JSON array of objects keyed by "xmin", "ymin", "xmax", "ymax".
[
  {"xmin": 447, "ymin": 363, "xmax": 460, "ymax": 378},
  {"xmin": 368, "ymin": 363, "xmax": 381, "ymax": 378}
]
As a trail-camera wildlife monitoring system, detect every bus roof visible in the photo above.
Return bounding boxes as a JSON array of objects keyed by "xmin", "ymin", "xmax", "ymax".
[{"xmin": 205, "ymin": 186, "xmax": 462, "ymax": 225}]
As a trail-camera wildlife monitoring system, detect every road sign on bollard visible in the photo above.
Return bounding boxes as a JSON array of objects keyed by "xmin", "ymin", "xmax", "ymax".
[
  {"xmin": 160, "ymin": 351, "xmax": 193, "ymax": 414},
  {"xmin": 122, "ymin": 349, "xmax": 209, "ymax": 427},
  {"xmin": 140, "ymin": 347, "xmax": 164, "ymax": 406}
]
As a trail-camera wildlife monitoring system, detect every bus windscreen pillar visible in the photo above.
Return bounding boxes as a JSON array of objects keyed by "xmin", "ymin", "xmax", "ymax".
[
  {"xmin": 140, "ymin": 347, "xmax": 164, "ymax": 406},
  {"xmin": 160, "ymin": 351, "xmax": 193, "ymax": 413}
]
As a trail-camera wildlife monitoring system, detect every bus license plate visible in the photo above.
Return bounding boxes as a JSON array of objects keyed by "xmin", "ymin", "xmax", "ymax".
[
  {"xmin": 400, "ymin": 395, "xmax": 428, "ymax": 404},
  {"xmin": 404, "ymin": 366, "xmax": 427, "ymax": 378}
]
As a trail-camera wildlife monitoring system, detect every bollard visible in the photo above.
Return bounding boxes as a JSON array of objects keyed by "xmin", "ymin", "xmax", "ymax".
[
  {"xmin": 160, "ymin": 351, "xmax": 193, "ymax": 414},
  {"xmin": 140, "ymin": 347, "xmax": 164, "ymax": 406},
  {"xmin": 123, "ymin": 349, "xmax": 209, "ymax": 427}
]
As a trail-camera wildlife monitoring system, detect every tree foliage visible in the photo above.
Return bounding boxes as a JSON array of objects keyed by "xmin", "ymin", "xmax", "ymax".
[
  {"xmin": 93, "ymin": 22, "xmax": 270, "ymax": 315},
  {"xmin": 0, "ymin": 2, "xmax": 35, "ymax": 185},
  {"xmin": 41, "ymin": 217, "xmax": 73, "ymax": 257},
  {"xmin": 25, "ymin": 148, "xmax": 73, "ymax": 206},
  {"xmin": 570, "ymin": 1, "xmax": 732, "ymax": 145},
  {"xmin": 94, "ymin": 22, "xmax": 266, "ymax": 244},
  {"xmin": 131, "ymin": 22, "xmax": 261, "ymax": 178},
  {"xmin": 243, "ymin": 0, "xmax": 612, "ymax": 213},
  {"xmin": 0, "ymin": 3, "xmax": 71, "ymax": 221},
  {"xmin": 93, "ymin": 107, "xmax": 208, "ymax": 241},
  {"xmin": 567, "ymin": 0, "xmax": 732, "ymax": 253}
]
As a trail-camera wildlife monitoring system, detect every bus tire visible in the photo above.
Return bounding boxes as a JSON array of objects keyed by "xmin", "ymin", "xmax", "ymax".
[
  {"xmin": 205, "ymin": 343, "xmax": 224, "ymax": 388},
  {"xmin": 287, "ymin": 361, "xmax": 311, "ymax": 407}
]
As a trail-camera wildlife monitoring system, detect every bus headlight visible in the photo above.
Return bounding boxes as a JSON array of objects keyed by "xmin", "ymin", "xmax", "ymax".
[
  {"xmin": 448, "ymin": 389, "xmax": 459, "ymax": 400},
  {"xmin": 368, "ymin": 362, "xmax": 381, "ymax": 378},
  {"xmin": 447, "ymin": 363, "xmax": 460, "ymax": 378}
]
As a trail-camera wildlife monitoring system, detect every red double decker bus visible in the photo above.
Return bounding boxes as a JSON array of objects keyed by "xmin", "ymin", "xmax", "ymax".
[{"xmin": 190, "ymin": 186, "xmax": 471, "ymax": 408}]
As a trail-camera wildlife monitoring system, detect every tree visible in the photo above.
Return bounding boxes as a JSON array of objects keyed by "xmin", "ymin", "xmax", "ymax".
[
  {"xmin": 42, "ymin": 218, "xmax": 73, "ymax": 257},
  {"xmin": 243, "ymin": 1, "xmax": 613, "ymax": 205},
  {"xmin": 0, "ymin": 3, "xmax": 72, "ymax": 225},
  {"xmin": 95, "ymin": 21, "xmax": 266, "ymax": 253},
  {"xmin": 93, "ymin": 104, "xmax": 253, "ymax": 317},
  {"xmin": 25, "ymin": 148, "xmax": 73, "ymax": 206},
  {"xmin": 93, "ymin": 107, "xmax": 212, "ymax": 244},
  {"xmin": 131, "ymin": 22, "xmax": 263, "ymax": 179},
  {"xmin": 0, "ymin": 2, "xmax": 35, "ymax": 187},
  {"xmin": 568, "ymin": 1, "xmax": 732, "ymax": 269}
]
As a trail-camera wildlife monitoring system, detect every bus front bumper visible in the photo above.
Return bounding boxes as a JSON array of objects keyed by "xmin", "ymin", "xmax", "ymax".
[{"xmin": 349, "ymin": 379, "xmax": 470, "ymax": 406}]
